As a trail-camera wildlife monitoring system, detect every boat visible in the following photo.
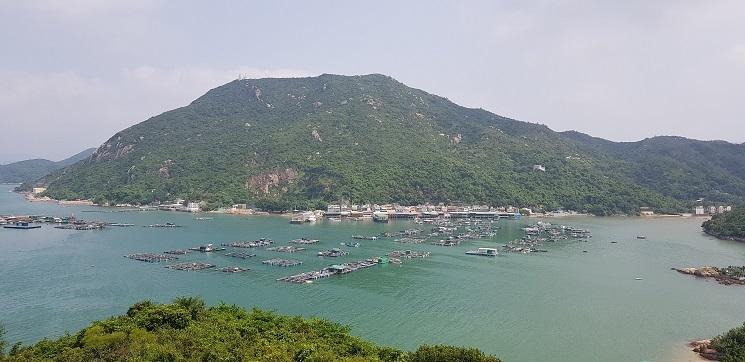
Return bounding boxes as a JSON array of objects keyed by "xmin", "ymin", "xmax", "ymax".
[
  {"xmin": 290, "ymin": 216, "xmax": 305, "ymax": 224},
  {"xmin": 635, "ymin": 277, "xmax": 643, "ymax": 280},
  {"xmin": 636, "ymin": 235, "xmax": 647, "ymax": 239},
  {"xmin": 195, "ymin": 217, "xmax": 213, "ymax": 220},
  {"xmin": 3, "ymin": 222, "xmax": 41, "ymax": 230},
  {"xmin": 465, "ymin": 247, "xmax": 499, "ymax": 257}
]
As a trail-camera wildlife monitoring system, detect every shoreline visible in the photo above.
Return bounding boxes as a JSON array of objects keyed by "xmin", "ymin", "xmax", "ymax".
[{"xmin": 703, "ymin": 229, "xmax": 745, "ymax": 242}]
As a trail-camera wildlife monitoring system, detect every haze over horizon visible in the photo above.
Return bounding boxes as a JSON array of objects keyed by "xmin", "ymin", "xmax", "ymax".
[{"xmin": 1, "ymin": 0, "xmax": 744, "ymax": 163}]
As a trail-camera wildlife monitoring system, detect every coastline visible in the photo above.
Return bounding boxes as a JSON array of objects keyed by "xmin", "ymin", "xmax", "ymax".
[{"xmin": 703, "ymin": 229, "xmax": 745, "ymax": 242}]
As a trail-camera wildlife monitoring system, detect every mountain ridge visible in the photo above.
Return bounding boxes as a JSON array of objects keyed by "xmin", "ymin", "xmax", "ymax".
[
  {"xmin": 27, "ymin": 74, "xmax": 745, "ymax": 214},
  {"xmin": 0, "ymin": 148, "xmax": 95, "ymax": 183}
]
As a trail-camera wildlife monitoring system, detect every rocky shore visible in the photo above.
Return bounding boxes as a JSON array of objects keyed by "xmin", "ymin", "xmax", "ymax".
[
  {"xmin": 703, "ymin": 229, "xmax": 745, "ymax": 242},
  {"xmin": 674, "ymin": 266, "xmax": 745, "ymax": 286},
  {"xmin": 689, "ymin": 340, "xmax": 723, "ymax": 361}
]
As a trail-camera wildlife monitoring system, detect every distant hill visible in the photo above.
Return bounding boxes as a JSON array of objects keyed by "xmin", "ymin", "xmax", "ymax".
[
  {"xmin": 0, "ymin": 148, "xmax": 95, "ymax": 183},
  {"xmin": 28, "ymin": 74, "xmax": 745, "ymax": 214}
]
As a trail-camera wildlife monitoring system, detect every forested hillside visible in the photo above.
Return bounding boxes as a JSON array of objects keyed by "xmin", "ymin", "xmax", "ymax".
[{"xmin": 27, "ymin": 74, "xmax": 745, "ymax": 214}]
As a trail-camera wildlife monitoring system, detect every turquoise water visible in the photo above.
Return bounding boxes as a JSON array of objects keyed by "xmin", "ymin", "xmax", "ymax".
[{"xmin": 1, "ymin": 184, "xmax": 744, "ymax": 362}]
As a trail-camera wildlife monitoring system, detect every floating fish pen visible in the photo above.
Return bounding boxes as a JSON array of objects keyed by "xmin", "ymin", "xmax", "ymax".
[
  {"xmin": 163, "ymin": 249, "xmax": 190, "ymax": 255},
  {"xmin": 387, "ymin": 250, "xmax": 431, "ymax": 259},
  {"xmin": 317, "ymin": 248, "xmax": 349, "ymax": 257},
  {"xmin": 221, "ymin": 266, "xmax": 249, "ymax": 273},
  {"xmin": 266, "ymin": 246, "xmax": 305, "ymax": 253},
  {"xmin": 165, "ymin": 262, "xmax": 215, "ymax": 271},
  {"xmin": 395, "ymin": 237, "xmax": 425, "ymax": 244},
  {"xmin": 432, "ymin": 240, "xmax": 461, "ymax": 246},
  {"xmin": 278, "ymin": 259, "xmax": 380, "ymax": 283},
  {"xmin": 108, "ymin": 223, "xmax": 135, "ymax": 227},
  {"xmin": 352, "ymin": 235, "xmax": 378, "ymax": 240},
  {"xmin": 54, "ymin": 223, "xmax": 105, "ymax": 230},
  {"xmin": 125, "ymin": 253, "xmax": 179, "ymax": 263},
  {"xmin": 221, "ymin": 238, "xmax": 273, "ymax": 248},
  {"xmin": 188, "ymin": 244, "xmax": 226, "ymax": 252},
  {"xmin": 144, "ymin": 223, "xmax": 181, "ymax": 228},
  {"xmin": 225, "ymin": 252, "xmax": 256, "ymax": 259},
  {"xmin": 289, "ymin": 238, "xmax": 319, "ymax": 244},
  {"xmin": 262, "ymin": 258, "xmax": 303, "ymax": 267}
]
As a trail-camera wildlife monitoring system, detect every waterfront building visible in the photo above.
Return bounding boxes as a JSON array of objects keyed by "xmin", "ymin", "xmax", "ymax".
[{"xmin": 694, "ymin": 206, "xmax": 705, "ymax": 215}]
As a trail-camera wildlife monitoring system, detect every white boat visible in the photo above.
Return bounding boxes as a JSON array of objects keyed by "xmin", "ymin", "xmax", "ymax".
[{"xmin": 465, "ymin": 247, "xmax": 499, "ymax": 257}]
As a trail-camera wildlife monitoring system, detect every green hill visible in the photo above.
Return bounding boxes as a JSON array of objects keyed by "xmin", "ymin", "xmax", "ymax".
[
  {"xmin": 0, "ymin": 298, "xmax": 500, "ymax": 362},
  {"xmin": 0, "ymin": 148, "xmax": 95, "ymax": 183},
  {"xmin": 29, "ymin": 74, "xmax": 745, "ymax": 214},
  {"xmin": 703, "ymin": 208, "xmax": 745, "ymax": 241}
]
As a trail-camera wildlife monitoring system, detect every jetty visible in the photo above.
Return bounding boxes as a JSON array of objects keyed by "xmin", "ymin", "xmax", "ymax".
[{"xmin": 262, "ymin": 258, "xmax": 303, "ymax": 267}]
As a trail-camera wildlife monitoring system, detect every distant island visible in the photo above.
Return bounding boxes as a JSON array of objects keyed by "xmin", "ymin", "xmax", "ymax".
[
  {"xmin": 18, "ymin": 74, "xmax": 745, "ymax": 214},
  {"xmin": 0, "ymin": 148, "xmax": 95, "ymax": 184},
  {"xmin": 0, "ymin": 298, "xmax": 500, "ymax": 362},
  {"xmin": 703, "ymin": 208, "xmax": 745, "ymax": 241}
]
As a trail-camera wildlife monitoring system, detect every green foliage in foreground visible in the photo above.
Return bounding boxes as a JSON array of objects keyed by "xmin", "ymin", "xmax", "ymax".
[
  {"xmin": 0, "ymin": 298, "xmax": 501, "ymax": 362},
  {"xmin": 702, "ymin": 207, "xmax": 745, "ymax": 240},
  {"xmin": 712, "ymin": 322, "xmax": 745, "ymax": 362}
]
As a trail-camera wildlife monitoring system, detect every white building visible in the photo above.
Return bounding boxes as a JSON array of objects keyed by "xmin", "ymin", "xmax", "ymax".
[
  {"xmin": 718, "ymin": 205, "xmax": 725, "ymax": 214},
  {"xmin": 709, "ymin": 206, "xmax": 717, "ymax": 215},
  {"xmin": 694, "ymin": 206, "xmax": 705, "ymax": 215},
  {"xmin": 726, "ymin": 206, "xmax": 733, "ymax": 212},
  {"xmin": 185, "ymin": 202, "xmax": 201, "ymax": 212},
  {"xmin": 32, "ymin": 187, "xmax": 47, "ymax": 195}
]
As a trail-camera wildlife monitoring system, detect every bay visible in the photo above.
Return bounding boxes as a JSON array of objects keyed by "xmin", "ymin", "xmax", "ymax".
[{"xmin": 1, "ymin": 184, "xmax": 744, "ymax": 362}]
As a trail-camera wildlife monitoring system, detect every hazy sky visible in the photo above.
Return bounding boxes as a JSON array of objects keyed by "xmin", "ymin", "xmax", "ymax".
[{"xmin": 1, "ymin": 0, "xmax": 744, "ymax": 163}]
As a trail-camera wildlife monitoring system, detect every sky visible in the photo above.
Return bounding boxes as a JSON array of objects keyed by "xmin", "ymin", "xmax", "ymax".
[{"xmin": 1, "ymin": 0, "xmax": 744, "ymax": 163}]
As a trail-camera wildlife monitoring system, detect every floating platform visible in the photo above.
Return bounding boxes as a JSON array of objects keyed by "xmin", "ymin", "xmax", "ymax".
[
  {"xmin": 266, "ymin": 246, "xmax": 305, "ymax": 253},
  {"xmin": 125, "ymin": 253, "xmax": 179, "ymax": 262},
  {"xmin": 262, "ymin": 258, "xmax": 303, "ymax": 267},
  {"xmin": 165, "ymin": 262, "xmax": 215, "ymax": 271},
  {"xmin": 225, "ymin": 252, "xmax": 256, "ymax": 259}
]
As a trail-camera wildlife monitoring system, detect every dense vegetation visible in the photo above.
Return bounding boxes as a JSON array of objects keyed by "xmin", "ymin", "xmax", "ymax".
[
  {"xmin": 702, "ymin": 208, "xmax": 745, "ymax": 241},
  {"xmin": 711, "ymin": 322, "xmax": 745, "ymax": 362},
  {"xmin": 27, "ymin": 74, "xmax": 745, "ymax": 214},
  {"xmin": 0, "ymin": 298, "xmax": 500, "ymax": 362},
  {"xmin": 0, "ymin": 148, "xmax": 95, "ymax": 183}
]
